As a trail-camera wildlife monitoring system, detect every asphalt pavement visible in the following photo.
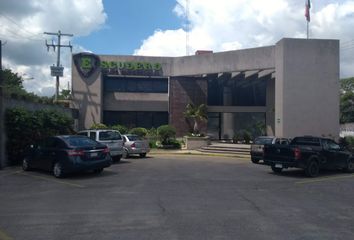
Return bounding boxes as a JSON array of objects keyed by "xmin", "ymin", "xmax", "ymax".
[{"xmin": 0, "ymin": 154, "xmax": 354, "ymax": 240}]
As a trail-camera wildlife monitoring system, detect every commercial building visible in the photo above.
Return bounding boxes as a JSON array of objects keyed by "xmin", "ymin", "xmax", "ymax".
[{"xmin": 71, "ymin": 38, "xmax": 339, "ymax": 139}]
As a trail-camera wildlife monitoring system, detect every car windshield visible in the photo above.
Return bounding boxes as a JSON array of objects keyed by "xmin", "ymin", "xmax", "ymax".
[
  {"xmin": 65, "ymin": 137, "xmax": 99, "ymax": 147},
  {"xmin": 99, "ymin": 131, "xmax": 121, "ymax": 141},
  {"xmin": 126, "ymin": 135, "xmax": 142, "ymax": 141},
  {"xmin": 254, "ymin": 137, "xmax": 273, "ymax": 145}
]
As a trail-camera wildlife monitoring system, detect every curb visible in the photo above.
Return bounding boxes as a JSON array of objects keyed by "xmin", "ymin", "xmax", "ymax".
[{"xmin": 149, "ymin": 150, "xmax": 251, "ymax": 159}]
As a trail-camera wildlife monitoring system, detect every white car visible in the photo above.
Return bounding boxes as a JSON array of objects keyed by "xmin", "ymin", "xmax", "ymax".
[
  {"xmin": 78, "ymin": 129, "xmax": 123, "ymax": 161},
  {"xmin": 122, "ymin": 134, "xmax": 150, "ymax": 158}
]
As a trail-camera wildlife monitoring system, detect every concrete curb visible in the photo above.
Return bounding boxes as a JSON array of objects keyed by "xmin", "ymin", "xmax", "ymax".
[{"xmin": 149, "ymin": 149, "xmax": 251, "ymax": 159}]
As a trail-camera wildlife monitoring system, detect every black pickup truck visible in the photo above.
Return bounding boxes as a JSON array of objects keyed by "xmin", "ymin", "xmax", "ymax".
[{"xmin": 263, "ymin": 136, "xmax": 354, "ymax": 177}]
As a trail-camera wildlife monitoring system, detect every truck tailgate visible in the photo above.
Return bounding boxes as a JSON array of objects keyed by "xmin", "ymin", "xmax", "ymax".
[{"xmin": 263, "ymin": 144, "xmax": 295, "ymax": 163}]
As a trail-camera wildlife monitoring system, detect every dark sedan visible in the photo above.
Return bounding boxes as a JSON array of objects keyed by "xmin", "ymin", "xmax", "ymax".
[{"xmin": 22, "ymin": 135, "xmax": 112, "ymax": 178}]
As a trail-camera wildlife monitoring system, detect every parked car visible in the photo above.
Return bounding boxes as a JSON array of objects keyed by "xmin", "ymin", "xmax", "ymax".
[
  {"xmin": 78, "ymin": 129, "xmax": 123, "ymax": 161},
  {"xmin": 122, "ymin": 134, "xmax": 150, "ymax": 158},
  {"xmin": 250, "ymin": 136, "xmax": 290, "ymax": 163},
  {"xmin": 263, "ymin": 136, "xmax": 354, "ymax": 177},
  {"xmin": 22, "ymin": 135, "xmax": 112, "ymax": 178}
]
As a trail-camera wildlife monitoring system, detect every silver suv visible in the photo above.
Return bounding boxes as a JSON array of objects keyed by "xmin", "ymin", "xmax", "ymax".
[{"xmin": 78, "ymin": 130, "xmax": 123, "ymax": 161}]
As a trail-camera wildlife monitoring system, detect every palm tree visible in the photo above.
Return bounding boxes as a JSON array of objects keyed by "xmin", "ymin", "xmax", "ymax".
[{"xmin": 184, "ymin": 103, "xmax": 208, "ymax": 135}]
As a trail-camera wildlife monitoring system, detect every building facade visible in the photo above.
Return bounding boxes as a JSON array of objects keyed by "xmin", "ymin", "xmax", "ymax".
[{"xmin": 71, "ymin": 38, "xmax": 340, "ymax": 139}]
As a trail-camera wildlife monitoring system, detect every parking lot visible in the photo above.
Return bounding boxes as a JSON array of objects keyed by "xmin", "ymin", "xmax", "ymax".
[{"xmin": 1, "ymin": 154, "xmax": 354, "ymax": 240}]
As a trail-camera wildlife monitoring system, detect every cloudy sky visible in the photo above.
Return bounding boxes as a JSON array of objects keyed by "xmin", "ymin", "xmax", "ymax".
[{"xmin": 0, "ymin": 0, "xmax": 354, "ymax": 96}]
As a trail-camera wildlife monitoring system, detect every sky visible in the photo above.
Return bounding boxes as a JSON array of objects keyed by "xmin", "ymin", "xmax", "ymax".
[{"xmin": 0, "ymin": 0, "xmax": 354, "ymax": 96}]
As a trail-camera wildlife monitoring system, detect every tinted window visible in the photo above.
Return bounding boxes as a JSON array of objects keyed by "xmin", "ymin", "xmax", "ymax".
[
  {"xmin": 103, "ymin": 111, "xmax": 168, "ymax": 129},
  {"xmin": 254, "ymin": 138, "xmax": 273, "ymax": 145},
  {"xmin": 126, "ymin": 135, "xmax": 142, "ymax": 141},
  {"xmin": 99, "ymin": 131, "xmax": 122, "ymax": 141},
  {"xmin": 104, "ymin": 76, "xmax": 168, "ymax": 93},
  {"xmin": 77, "ymin": 132, "xmax": 88, "ymax": 137},
  {"xmin": 208, "ymin": 74, "xmax": 267, "ymax": 106},
  {"xmin": 65, "ymin": 137, "xmax": 99, "ymax": 147},
  {"xmin": 89, "ymin": 132, "xmax": 97, "ymax": 140},
  {"xmin": 291, "ymin": 137, "xmax": 321, "ymax": 146}
]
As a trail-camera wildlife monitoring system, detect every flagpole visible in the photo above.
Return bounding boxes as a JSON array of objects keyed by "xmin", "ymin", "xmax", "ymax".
[{"xmin": 307, "ymin": 21, "xmax": 309, "ymax": 39}]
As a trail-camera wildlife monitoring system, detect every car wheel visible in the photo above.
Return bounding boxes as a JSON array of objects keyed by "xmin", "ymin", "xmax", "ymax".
[
  {"xmin": 139, "ymin": 153, "xmax": 146, "ymax": 158},
  {"xmin": 305, "ymin": 160, "xmax": 319, "ymax": 177},
  {"xmin": 271, "ymin": 166, "xmax": 283, "ymax": 173},
  {"xmin": 53, "ymin": 162, "xmax": 64, "ymax": 178},
  {"xmin": 345, "ymin": 158, "xmax": 354, "ymax": 173},
  {"xmin": 22, "ymin": 158, "xmax": 31, "ymax": 171},
  {"xmin": 251, "ymin": 157, "xmax": 259, "ymax": 164},
  {"xmin": 113, "ymin": 155, "xmax": 121, "ymax": 162},
  {"xmin": 123, "ymin": 149, "xmax": 129, "ymax": 159},
  {"xmin": 93, "ymin": 168, "xmax": 103, "ymax": 174}
]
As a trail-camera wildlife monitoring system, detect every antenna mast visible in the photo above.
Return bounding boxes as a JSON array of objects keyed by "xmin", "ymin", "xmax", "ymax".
[{"xmin": 186, "ymin": 0, "xmax": 190, "ymax": 56}]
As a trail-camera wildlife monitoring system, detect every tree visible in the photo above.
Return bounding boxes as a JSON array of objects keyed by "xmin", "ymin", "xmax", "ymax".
[
  {"xmin": 340, "ymin": 91, "xmax": 354, "ymax": 123},
  {"xmin": 341, "ymin": 77, "xmax": 354, "ymax": 93},
  {"xmin": 184, "ymin": 103, "xmax": 208, "ymax": 135},
  {"xmin": 1, "ymin": 69, "xmax": 26, "ymax": 97},
  {"xmin": 340, "ymin": 77, "xmax": 354, "ymax": 124}
]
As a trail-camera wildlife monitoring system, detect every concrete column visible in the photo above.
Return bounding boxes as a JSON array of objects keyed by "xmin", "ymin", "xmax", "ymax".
[
  {"xmin": 266, "ymin": 77, "xmax": 275, "ymax": 136},
  {"xmin": 275, "ymin": 38, "xmax": 339, "ymax": 138}
]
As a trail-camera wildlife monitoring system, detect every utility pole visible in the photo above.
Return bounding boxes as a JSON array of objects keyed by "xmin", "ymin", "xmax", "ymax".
[
  {"xmin": 0, "ymin": 40, "xmax": 6, "ymax": 169},
  {"xmin": 44, "ymin": 30, "xmax": 73, "ymax": 102}
]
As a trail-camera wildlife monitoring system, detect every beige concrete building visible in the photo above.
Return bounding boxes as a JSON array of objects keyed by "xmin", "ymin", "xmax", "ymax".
[{"xmin": 71, "ymin": 38, "xmax": 339, "ymax": 139}]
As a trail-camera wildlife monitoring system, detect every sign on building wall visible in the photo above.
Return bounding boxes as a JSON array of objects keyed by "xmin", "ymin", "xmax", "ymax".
[{"xmin": 73, "ymin": 52, "xmax": 163, "ymax": 79}]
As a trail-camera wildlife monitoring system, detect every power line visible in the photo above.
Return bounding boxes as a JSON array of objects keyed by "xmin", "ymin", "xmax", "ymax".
[{"xmin": 0, "ymin": 13, "xmax": 42, "ymax": 39}]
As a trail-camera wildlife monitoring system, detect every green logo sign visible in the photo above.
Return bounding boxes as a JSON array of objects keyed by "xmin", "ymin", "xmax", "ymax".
[
  {"xmin": 74, "ymin": 53, "xmax": 163, "ymax": 78},
  {"xmin": 73, "ymin": 53, "xmax": 100, "ymax": 78}
]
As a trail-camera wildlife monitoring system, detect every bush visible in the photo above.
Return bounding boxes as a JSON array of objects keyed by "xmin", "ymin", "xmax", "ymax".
[
  {"xmin": 5, "ymin": 107, "xmax": 73, "ymax": 165},
  {"xmin": 90, "ymin": 123, "xmax": 108, "ymax": 130},
  {"xmin": 157, "ymin": 125, "xmax": 176, "ymax": 145},
  {"xmin": 129, "ymin": 127, "xmax": 148, "ymax": 137},
  {"xmin": 233, "ymin": 130, "xmax": 252, "ymax": 144},
  {"xmin": 111, "ymin": 124, "xmax": 128, "ymax": 134}
]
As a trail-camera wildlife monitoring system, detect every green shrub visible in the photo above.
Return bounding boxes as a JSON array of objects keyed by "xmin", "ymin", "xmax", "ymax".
[
  {"xmin": 90, "ymin": 123, "xmax": 108, "ymax": 129},
  {"xmin": 157, "ymin": 125, "xmax": 176, "ymax": 145},
  {"xmin": 129, "ymin": 127, "xmax": 148, "ymax": 137},
  {"xmin": 242, "ymin": 130, "xmax": 252, "ymax": 144},
  {"xmin": 111, "ymin": 124, "xmax": 128, "ymax": 134},
  {"xmin": 5, "ymin": 107, "xmax": 73, "ymax": 165},
  {"xmin": 149, "ymin": 140, "xmax": 158, "ymax": 149}
]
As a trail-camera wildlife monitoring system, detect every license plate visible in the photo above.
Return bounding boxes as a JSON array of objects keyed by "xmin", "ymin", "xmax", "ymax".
[
  {"xmin": 90, "ymin": 152, "xmax": 98, "ymax": 157},
  {"xmin": 275, "ymin": 164, "xmax": 283, "ymax": 168}
]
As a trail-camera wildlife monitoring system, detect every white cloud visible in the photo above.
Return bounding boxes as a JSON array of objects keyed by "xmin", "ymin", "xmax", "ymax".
[
  {"xmin": 134, "ymin": 0, "xmax": 354, "ymax": 78},
  {"xmin": 0, "ymin": 0, "xmax": 107, "ymax": 96}
]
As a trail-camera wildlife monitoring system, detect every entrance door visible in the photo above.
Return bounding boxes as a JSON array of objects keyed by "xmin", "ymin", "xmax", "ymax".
[{"xmin": 207, "ymin": 113, "xmax": 221, "ymax": 140}]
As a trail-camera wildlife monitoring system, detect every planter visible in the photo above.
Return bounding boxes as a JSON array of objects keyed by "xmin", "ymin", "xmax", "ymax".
[{"xmin": 184, "ymin": 136, "xmax": 211, "ymax": 150}]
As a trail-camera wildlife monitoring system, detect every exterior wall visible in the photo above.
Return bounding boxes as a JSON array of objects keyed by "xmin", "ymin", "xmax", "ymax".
[
  {"xmin": 171, "ymin": 46, "xmax": 275, "ymax": 76},
  {"xmin": 169, "ymin": 77, "xmax": 208, "ymax": 137},
  {"xmin": 275, "ymin": 38, "xmax": 339, "ymax": 138},
  {"xmin": 71, "ymin": 61, "xmax": 102, "ymax": 130}
]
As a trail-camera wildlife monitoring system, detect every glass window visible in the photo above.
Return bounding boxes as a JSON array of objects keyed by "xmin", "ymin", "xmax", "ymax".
[
  {"xmin": 103, "ymin": 111, "xmax": 168, "ymax": 129},
  {"xmin": 207, "ymin": 74, "xmax": 267, "ymax": 106},
  {"xmin": 126, "ymin": 135, "xmax": 142, "ymax": 141},
  {"xmin": 99, "ymin": 131, "xmax": 122, "ymax": 141},
  {"xmin": 65, "ymin": 137, "xmax": 98, "ymax": 147},
  {"xmin": 89, "ymin": 132, "xmax": 97, "ymax": 140},
  {"xmin": 104, "ymin": 76, "xmax": 168, "ymax": 93}
]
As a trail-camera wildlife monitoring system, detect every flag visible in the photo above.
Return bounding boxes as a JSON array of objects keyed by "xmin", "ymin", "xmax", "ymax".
[{"xmin": 305, "ymin": 0, "xmax": 311, "ymax": 22}]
